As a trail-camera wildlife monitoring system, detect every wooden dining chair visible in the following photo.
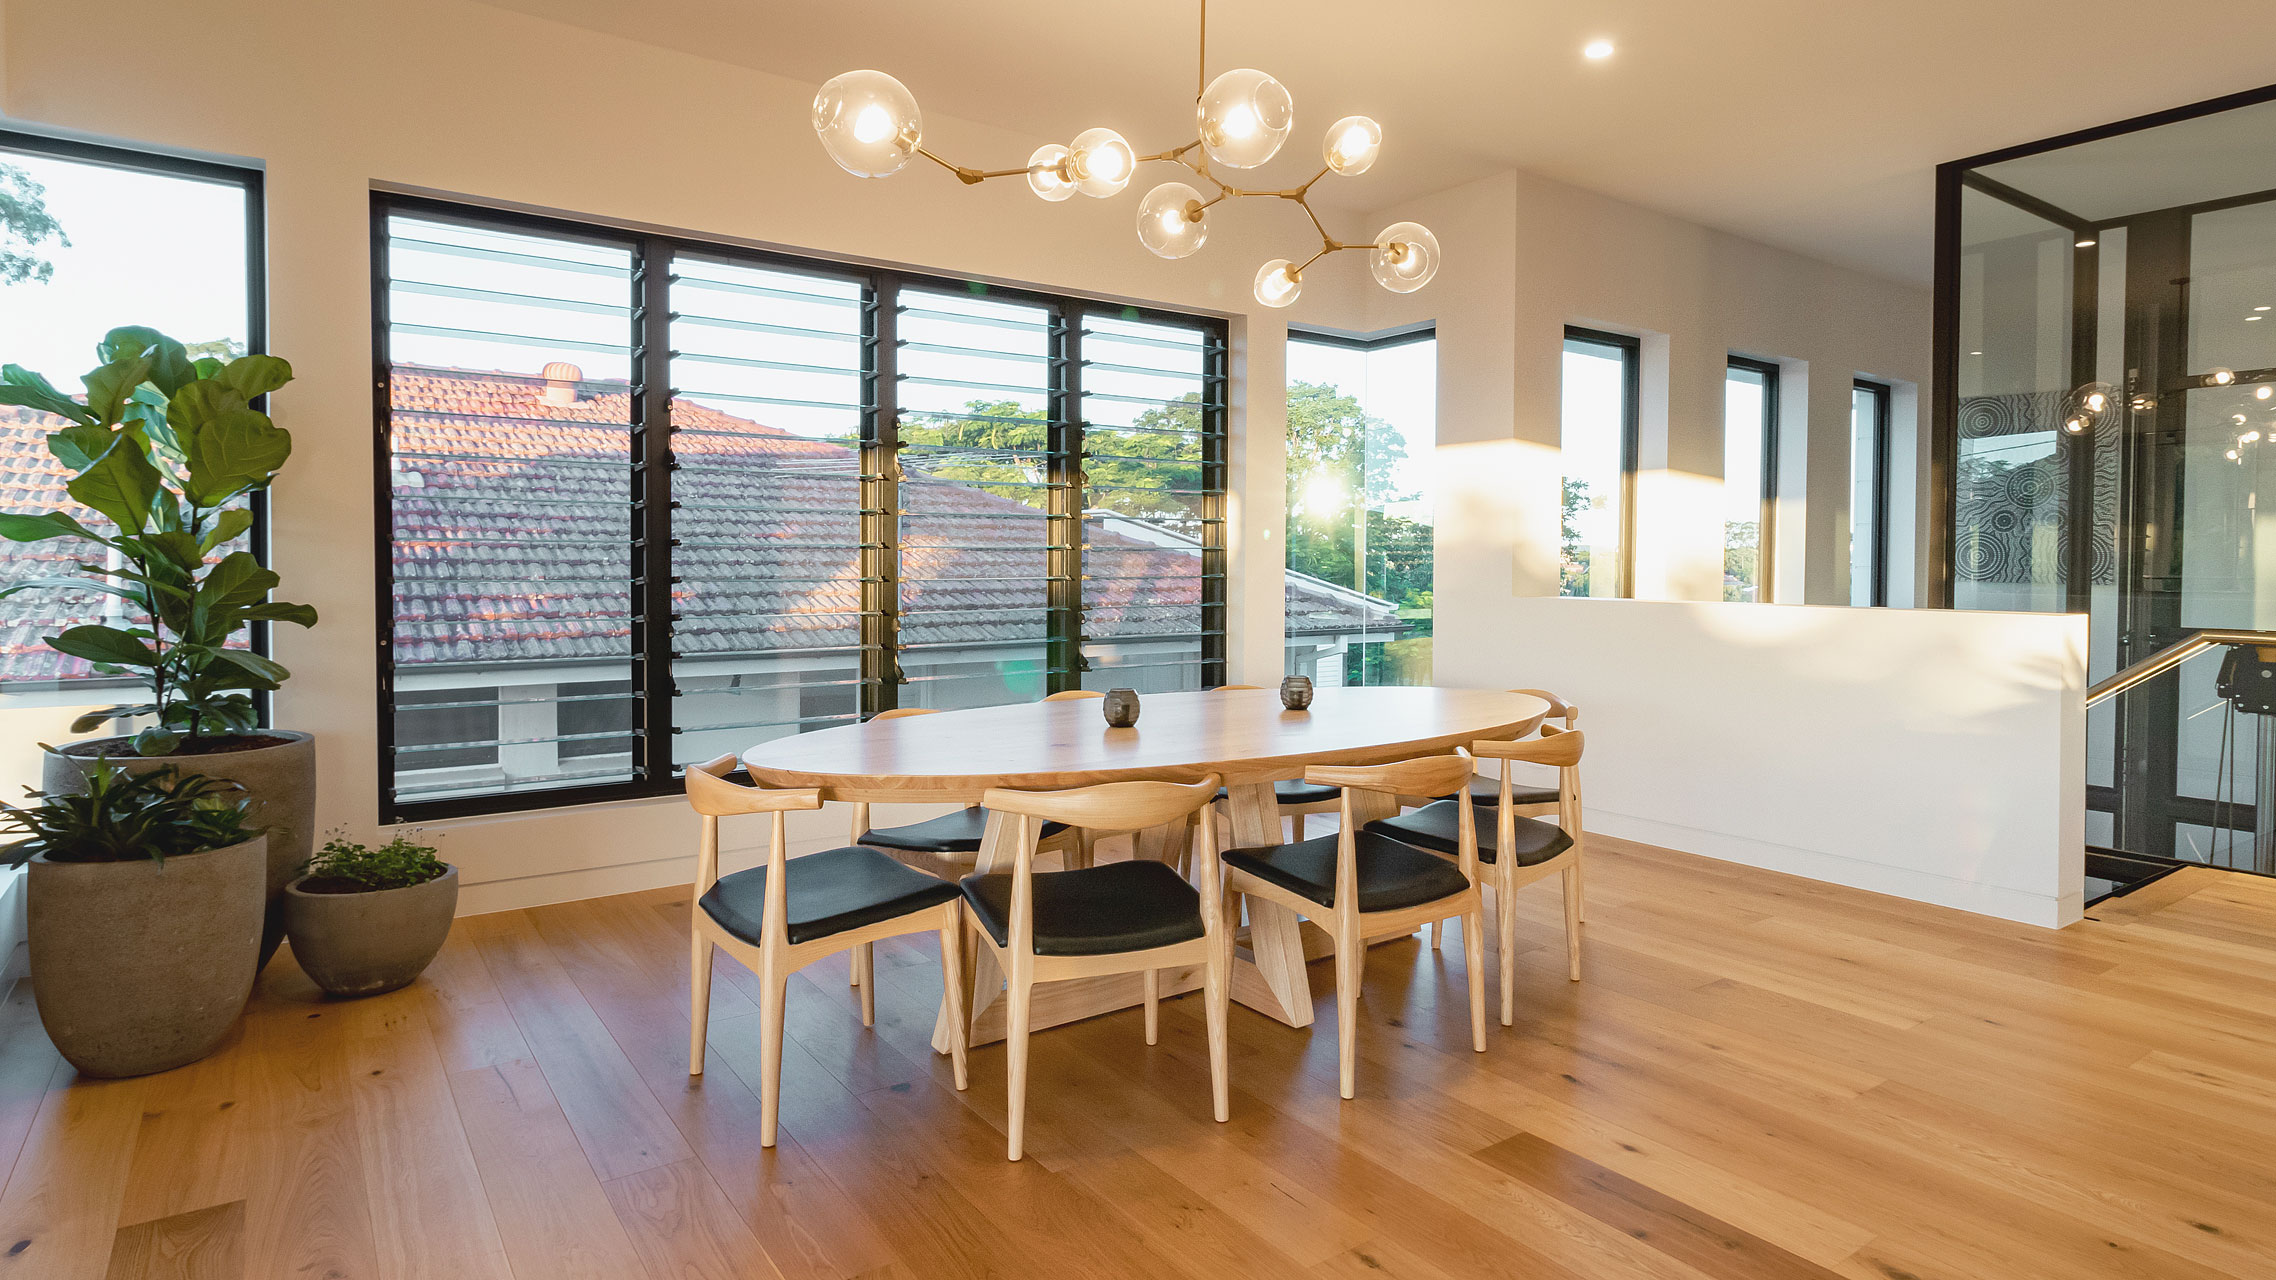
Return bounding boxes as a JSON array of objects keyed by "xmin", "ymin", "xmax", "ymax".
[
  {"xmin": 962, "ymin": 776, "xmax": 1230, "ymax": 1161},
  {"xmin": 1421, "ymin": 689, "xmax": 1578, "ymax": 950},
  {"xmin": 851, "ymin": 707, "xmax": 1087, "ymax": 884},
  {"xmin": 1212, "ymin": 685, "xmax": 1341, "ymax": 840},
  {"xmin": 684, "ymin": 755, "xmax": 969, "ymax": 1148},
  {"xmin": 1368, "ymin": 729, "xmax": 1587, "ymax": 1024},
  {"xmin": 1223, "ymin": 754, "xmax": 1488, "ymax": 1099}
]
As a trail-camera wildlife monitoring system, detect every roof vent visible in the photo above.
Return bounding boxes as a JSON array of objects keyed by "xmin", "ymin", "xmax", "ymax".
[{"xmin": 539, "ymin": 361, "xmax": 583, "ymax": 407}]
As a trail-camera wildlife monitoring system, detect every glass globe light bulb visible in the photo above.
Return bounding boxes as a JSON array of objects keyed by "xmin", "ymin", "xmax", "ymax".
[
  {"xmin": 1370, "ymin": 221, "xmax": 1441, "ymax": 293},
  {"xmin": 1254, "ymin": 259, "xmax": 1302, "ymax": 309},
  {"xmin": 1067, "ymin": 127, "xmax": 1136, "ymax": 198},
  {"xmin": 2258, "ymin": 386, "xmax": 2273, "ymax": 401},
  {"xmin": 1322, "ymin": 115, "xmax": 1383, "ymax": 176},
  {"xmin": 813, "ymin": 70, "xmax": 922, "ymax": 178},
  {"xmin": 2210, "ymin": 367, "xmax": 2238, "ymax": 386},
  {"xmin": 1197, "ymin": 69, "xmax": 1294, "ymax": 169},
  {"xmin": 1027, "ymin": 144, "xmax": 1076, "ymax": 202},
  {"xmin": 2061, "ymin": 382, "xmax": 2117, "ymax": 436},
  {"xmin": 1136, "ymin": 182, "xmax": 1209, "ymax": 259}
]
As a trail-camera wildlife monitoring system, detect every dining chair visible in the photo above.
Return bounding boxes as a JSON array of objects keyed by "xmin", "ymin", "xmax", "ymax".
[
  {"xmin": 1368, "ymin": 728, "xmax": 1587, "ymax": 1024},
  {"xmin": 962, "ymin": 776, "xmax": 1230, "ymax": 1160},
  {"xmin": 1421, "ymin": 689, "xmax": 1578, "ymax": 950},
  {"xmin": 684, "ymin": 754, "xmax": 969, "ymax": 1148},
  {"xmin": 1041, "ymin": 689, "xmax": 1106, "ymax": 701},
  {"xmin": 1212, "ymin": 685, "xmax": 1341, "ymax": 841},
  {"xmin": 1222, "ymin": 754, "xmax": 1487, "ymax": 1100},
  {"xmin": 851, "ymin": 708, "xmax": 1088, "ymax": 881}
]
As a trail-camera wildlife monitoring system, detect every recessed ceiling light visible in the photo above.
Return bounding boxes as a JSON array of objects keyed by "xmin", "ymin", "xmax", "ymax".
[
  {"xmin": 2075, "ymin": 238, "xmax": 2096, "ymax": 248},
  {"xmin": 2258, "ymin": 305, "xmax": 2273, "ymax": 312},
  {"xmin": 1969, "ymin": 350, "xmax": 1983, "ymax": 356},
  {"xmin": 1583, "ymin": 39, "xmax": 1615, "ymax": 60},
  {"xmin": 2251, "ymin": 315, "xmax": 2265, "ymax": 322}
]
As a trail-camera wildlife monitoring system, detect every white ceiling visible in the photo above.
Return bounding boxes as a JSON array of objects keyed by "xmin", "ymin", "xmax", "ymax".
[{"xmin": 471, "ymin": 0, "xmax": 2276, "ymax": 287}]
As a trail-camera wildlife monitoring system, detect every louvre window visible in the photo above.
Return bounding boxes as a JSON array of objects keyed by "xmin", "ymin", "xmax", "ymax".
[{"xmin": 373, "ymin": 195, "xmax": 1227, "ymax": 820}]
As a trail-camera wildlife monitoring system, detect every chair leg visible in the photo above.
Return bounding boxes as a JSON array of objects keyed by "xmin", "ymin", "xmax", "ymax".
[
  {"xmin": 688, "ymin": 933, "xmax": 712, "ymax": 1076},
  {"xmin": 1562, "ymin": 866, "xmax": 1583, "ymax": 981},
  {"xmin": 1573, "ymin": 855, "xmax": 1587, "ymax": 923},
  {"xmin": 1074, "ymin": 829, "xmax": 1096, "ymax": 870},
  {"xmin": 1333, "ymin": 927, "xmax": 1364, "ymax": 1100},
  {"xmin": 855, "ymin": 942, "xmax": 875, "ymax": 1028},
  {"xmin": 1462, "ymin": 902, "xmax": 1487, "ymax": 1052},
  {"xmin": 1142, "ymin": 968, "xmax": 1160, "ymax": 1045},
  {"xmin": 1498, "ymin": 877, "xmax": 1520, "ymax": 1027},
  {"xmin": 1203, "ymin": 941, "xmax": 1230, "ymax": 1123},
  {"xmin": 1006, "ymin": 973, "xmax": 1033, "ymax": 1161},
  {"xmin": 757, "ymin": 961, "xmax": 788, "ymax": 1148},
  {"xmin": 1439, "ymin": 916, "xmax": 1454, "ymax": 951},
  {"xmin": 937, "ymin": 903, "xmax": 968, "ymax": 1092}
]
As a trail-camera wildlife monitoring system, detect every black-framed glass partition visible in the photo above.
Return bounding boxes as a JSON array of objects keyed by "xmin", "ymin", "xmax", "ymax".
[{"xmin": 1935, "ymin": 85, "xmax": 2276, "ymax": 875}]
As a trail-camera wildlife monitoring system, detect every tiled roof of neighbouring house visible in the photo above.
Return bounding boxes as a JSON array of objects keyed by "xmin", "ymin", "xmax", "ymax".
[{"xmin": 0, "ymin": 367, "xmax": 1399, "ymax": 681}]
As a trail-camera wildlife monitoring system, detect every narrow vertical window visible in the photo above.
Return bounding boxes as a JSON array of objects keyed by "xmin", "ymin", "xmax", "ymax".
[
  {"xmin": 1560, "ymin": 328, "xmax": 1638, "ymax": 598},
  {"xmin": 1852, "ymin": 379, "xmax": 1891, "ymax": 606},
  {"xmin": 1723, "ymin": 358, "xmax": 1779, "ymax": 603}
]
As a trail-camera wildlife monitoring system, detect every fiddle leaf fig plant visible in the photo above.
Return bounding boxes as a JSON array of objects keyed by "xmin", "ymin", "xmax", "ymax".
[{"xmin": 0, "ymin": 326, "xmax": 316, "ymax": 755}]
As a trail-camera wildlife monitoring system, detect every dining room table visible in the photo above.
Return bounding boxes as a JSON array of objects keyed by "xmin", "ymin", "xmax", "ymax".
[{"xmin": 739, "ymin": 685, "xmax": 1551, "ymax": 1049}]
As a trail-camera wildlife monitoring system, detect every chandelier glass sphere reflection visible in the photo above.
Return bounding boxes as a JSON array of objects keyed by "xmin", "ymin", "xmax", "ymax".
[{"xmin": 810, "ymin": 1, "xmax": 1439, "ymax": 308}]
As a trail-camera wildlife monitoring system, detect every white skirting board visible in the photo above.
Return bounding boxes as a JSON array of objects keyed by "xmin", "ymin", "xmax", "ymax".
[{"xmin": 1440, "ymin": 597, "xmax": 2088, "ymax": 929}]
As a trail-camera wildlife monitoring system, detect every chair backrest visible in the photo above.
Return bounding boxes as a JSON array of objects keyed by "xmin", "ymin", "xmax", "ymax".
[
  {"xmin": 978, "ymin": 776, "xmax": 1225, "ymax": 961},
  {"xmin": 1213, "ymin": 684, "xmax": 1263, "ymax": 691},
  {"xmin": 686, "ymin": 755, "xmax": 823, "ymax": 944},
  {"xmin": 1510, "ymin": 687, "xmax": 1578, "ymax": 728},
  {"xmin": 1471, "ymin": 729, "xmax": 1586, "ymax": 847},
  {"xmin": 1306, "ymin": 754, "xmax": 1480, "ymax": 894},
  {"xmin": 870, "ymin": 706, "xmax": 941, "ymax": 721},
  {"xmin": 1470, "ymin": 728, "xmax": 1584, "ymax": 769},
  {"xmin": 1041, "ymin": 689, "xmax": 1105, "ymax": 702}
]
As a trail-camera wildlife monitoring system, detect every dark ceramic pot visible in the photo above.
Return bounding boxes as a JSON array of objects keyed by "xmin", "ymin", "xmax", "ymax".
[
  {"xmin": 1279, "ymin": 676, "xmax": 1315, "ymax": 710},
  {"xmin": 1101, "ymin": 688, "xmax": 1141, "ymax": 728}
]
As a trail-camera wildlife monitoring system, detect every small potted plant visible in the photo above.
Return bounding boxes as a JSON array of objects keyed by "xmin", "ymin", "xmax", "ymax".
[
  {"xmin": 1, "ymin": 764, "xmax": 265, "ymax": 1078},
  {"xmin": 283, "ymin": 831, "xmax": 458, "ymax": 997},
  {"xmin": 0, "ymin": 327, "xmax": 318, "ymax": 971}
]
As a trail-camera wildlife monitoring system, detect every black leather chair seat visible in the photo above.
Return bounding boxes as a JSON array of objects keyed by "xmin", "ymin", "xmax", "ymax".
[
  {"xmin": 1223, "ymin": 829, "xmax": 1471, "ymax": 914},
  {"xmin": 1445, "ymin": 774, "xmax": 1559, "ymax": 808},
  {"xmin": 700, "ymin": 845, "xmax": 961, "ymax": 946},
  {"xmin": 1367, "ymin": 799, "xmax": 1574, "ymax": 867},
  {"xmin": 861, "ymin": 806, "xmax": 1069, "ymax": 854},
  {"xmin": 961, "ymin": 860, "xmax": 1206, "ymax": 957},
  {"xmin": 1214, "ymin": 779, "xmax": 1342, "ymax": 806}
]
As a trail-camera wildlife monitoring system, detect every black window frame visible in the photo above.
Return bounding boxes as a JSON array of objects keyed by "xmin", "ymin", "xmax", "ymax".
[
  {"xmin": 1853, "ymin": 378, "xmax": 1893, "ymax": 607},
  {"xmin": 372, "ymin": 192, "xmax": 1229, "ymax": 823},
  {"xmin": 1724, "ymin": 355, "xmax": 1781, "ymax": 603},
  {"xmin": 1561, "ymin": 325, "xmax": 1641, "ymax": 599},
  {"xmin": 0, "ymin": 129, "xmax": 271, "ymax": 707}
]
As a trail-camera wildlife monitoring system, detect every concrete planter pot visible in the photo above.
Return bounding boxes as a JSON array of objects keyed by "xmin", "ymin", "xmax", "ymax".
[
  {"xmin": 282, "ymin": 866, "xmax": 459, "ymax": 998},
  {"xmin": 44, "ymin": 731, "xmax": 316, "ymax": 972},
  {"xmin": 27, "ymin": 835, "xmax": 265, "ymax": 1078}
]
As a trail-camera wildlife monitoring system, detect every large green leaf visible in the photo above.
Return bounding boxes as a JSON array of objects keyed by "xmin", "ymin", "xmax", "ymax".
[
  {"xmin": 0, "ymin": 511, "xmax": 106, "ymax": 544},
  {"xmin": 183, "ymin": 409, "xmax": 291, "ymax": 507},
  {"xmin": 215, "ymin": 354, "xmax": 292, "ymax": 401},
  {"xmin": 164, "ymin": 377, "xmax": 248, "ymax": 435},
  {"xmin": 44, "ymin": 424, "xmax": 115, "ymax": 471},
  {"xmin": 196, "ymin": 550, "xmax": 278, "ymax": 611},
  {"xmin": 65, "ymin": 436, "xmax": 163, "ymax": 534},
  {"xmin": 0, "ymin": 365, "xmax": 95, "ymax": 425},
  {"xmin": 0, "ymin": 576, "xmax": 149, "ymax": 608},
  {"xmin": 240, "ymin": 600, "xmax": 318, "ymax": 628},
  {"xmin": 138, "ymin": 529, "xmax": 205, "ymax": 573},
  {"xmin": 68, "ymin": 704, "xmax": 155, "ymax": 734},
  {"xmin": 122, "ymin": 386, "xmax": 182, "ymax": 462},
  {"xmin": 45, "ymin": 625, "xmax": 159, "ymax": 667},
  {"xmin": 100, "ymin": 327, "xmax": 194, "ymax": 396},
  {"xmin": 206, "ymin": 646, "xmax": 289, "ymax": 687},
  {"xmin": 198, "ymin": 507, "xmax": 255, "ymax": 554},
  {"xmin": 81, "ymin": 356, "xmax": 153, "ymax": 428}
]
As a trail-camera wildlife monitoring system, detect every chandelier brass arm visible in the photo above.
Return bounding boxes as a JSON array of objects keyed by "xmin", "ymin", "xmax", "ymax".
[{"xmin": 811, "ymin": 1, "xmax": 1440, "ymax": 308}]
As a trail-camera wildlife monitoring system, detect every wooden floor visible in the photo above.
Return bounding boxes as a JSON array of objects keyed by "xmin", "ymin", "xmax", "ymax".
[{"xmin": 7, "ymin": 838, "xmax": 2276, "ymax": 1280}]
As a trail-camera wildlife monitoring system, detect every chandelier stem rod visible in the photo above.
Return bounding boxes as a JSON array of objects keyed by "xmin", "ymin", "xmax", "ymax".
[{"xmin": 1197, "ymin": 0, "xmax": 1207, "ymax": 101}]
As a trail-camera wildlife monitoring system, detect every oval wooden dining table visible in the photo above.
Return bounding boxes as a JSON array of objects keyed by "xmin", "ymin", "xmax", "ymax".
[{"xmin": 741, "ymin": 685, "xmax": 1549, "ymax": 1049}]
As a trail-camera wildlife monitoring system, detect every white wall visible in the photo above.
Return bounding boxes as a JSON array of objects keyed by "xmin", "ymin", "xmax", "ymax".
[
  {"xmin": 1465, "ymin": 598, "xmax": 2085, "ymax": 928},
  {"xmin": 3, "ymin": 0, "xmax": 1937, "ymax": 913}
]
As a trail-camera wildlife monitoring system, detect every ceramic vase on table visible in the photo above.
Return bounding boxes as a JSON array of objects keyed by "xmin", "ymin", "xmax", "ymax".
[
  {"xmin": 1101, "ymin": 688, "xmax": 1141, "ymax": 727},
  {"xmin": 1279, "ymin": 676, "xmax": 1314, "ymax": 710}
]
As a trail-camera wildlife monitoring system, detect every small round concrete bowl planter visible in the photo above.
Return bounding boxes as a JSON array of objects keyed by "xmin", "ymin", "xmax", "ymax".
[
  {"xmin": 45, "ymin": 731, "xmax": 317, "ymax": 972},
  {"xmin": 283, "ymin": 866, "xmax": 459, "ymax": 998},
  {"xmin": 28, "ymin": 835, "xmax": 266, "ymax": 1079}
]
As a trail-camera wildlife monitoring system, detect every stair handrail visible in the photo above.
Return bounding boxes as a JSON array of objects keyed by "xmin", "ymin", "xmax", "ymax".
[{"xmin": 2084, "ymin": 629, "xmax": 2276, "ymax": 707}]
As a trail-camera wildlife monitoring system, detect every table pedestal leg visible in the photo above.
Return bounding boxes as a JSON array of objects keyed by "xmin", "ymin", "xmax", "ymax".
[{"xmin": 1224, "ymin": 781, "xmax": 1316, "ymax": 1028}]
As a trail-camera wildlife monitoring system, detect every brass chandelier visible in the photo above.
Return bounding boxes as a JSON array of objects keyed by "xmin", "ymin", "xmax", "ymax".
[{"xmin": 809, "ymin": 0, "xmax": 1439, "ymax": 309}]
